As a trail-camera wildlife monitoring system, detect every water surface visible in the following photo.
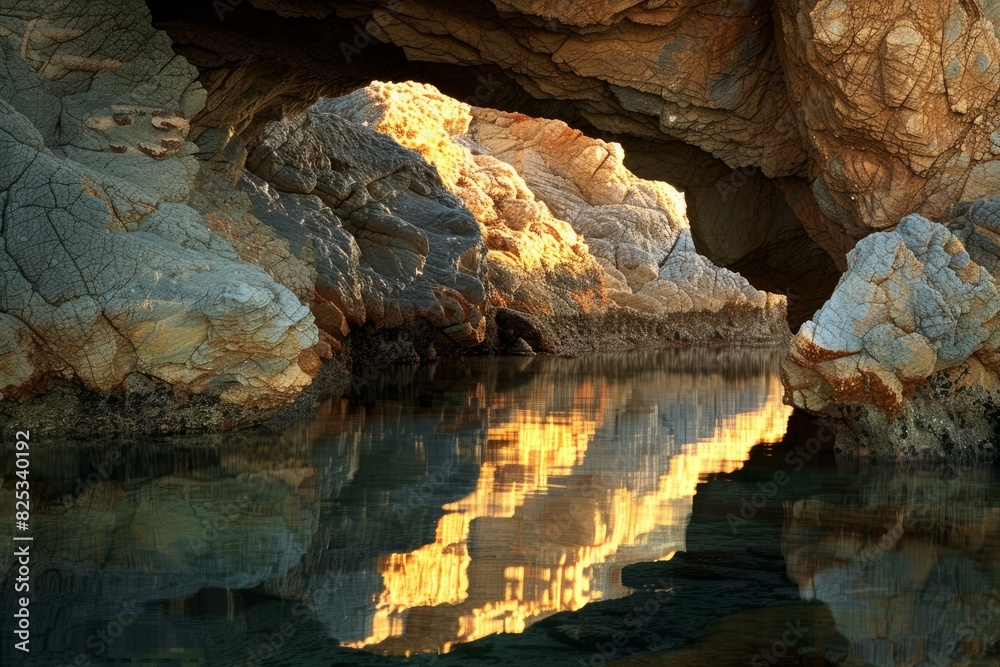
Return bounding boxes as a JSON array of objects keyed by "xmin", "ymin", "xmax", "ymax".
[{"xmin": 2, "ymin": 349, "xmax": 998, "ymax": 666}]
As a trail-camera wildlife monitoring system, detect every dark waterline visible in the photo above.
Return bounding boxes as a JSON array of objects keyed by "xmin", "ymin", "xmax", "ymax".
[{"xmin": 2, "ymin": 349, "xmax": 998, "ymax": 666}]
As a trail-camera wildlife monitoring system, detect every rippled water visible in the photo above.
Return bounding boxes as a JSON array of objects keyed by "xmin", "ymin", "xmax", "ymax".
[{"xmin": 2, "ymin": 349, "xmax": 999, "ymax": 666}]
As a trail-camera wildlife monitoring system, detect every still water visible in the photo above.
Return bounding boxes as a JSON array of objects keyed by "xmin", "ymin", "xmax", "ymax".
[{"xmin": 1, "ymin": 349, "xmax": 999, "ymax": 666}]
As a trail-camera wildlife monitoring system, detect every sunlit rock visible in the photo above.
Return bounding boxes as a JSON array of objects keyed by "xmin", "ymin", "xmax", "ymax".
[
  {"xmin": 243, "ymin": 96, "xmax": 490, "ymax": 347},
  {"xmin": 1, "ymin": 2, "xmax": 788, "ymax": 432},
  {"xmin": 301, "ymin": 81, "xmax": 789, "ymax": 351}
]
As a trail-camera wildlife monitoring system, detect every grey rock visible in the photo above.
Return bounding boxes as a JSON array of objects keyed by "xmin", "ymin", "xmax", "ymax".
[{"xmin": 0, "ymin": 0, "xmax": 318, "ymax": 417}]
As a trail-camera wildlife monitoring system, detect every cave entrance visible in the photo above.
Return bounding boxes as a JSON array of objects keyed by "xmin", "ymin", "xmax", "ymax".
[{"xmin": 145, "ymin": 0, "xmax": 839, "ymax": 329}]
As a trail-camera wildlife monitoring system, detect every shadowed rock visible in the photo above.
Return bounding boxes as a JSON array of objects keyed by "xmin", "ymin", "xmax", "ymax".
[{"xmin": 0, "ymin": 0, "xmax": 320, "ymax": 425}]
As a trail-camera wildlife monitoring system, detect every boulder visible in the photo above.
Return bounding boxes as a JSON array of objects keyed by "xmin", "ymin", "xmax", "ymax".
[
  {"xmin": 783, "ymin": 211, "xmax": 1000, "ymax": 458},
  {"xmin": 0, "ymin": 0, "xmax": 320, "ymax": 426},
  {"xmin": 243, "ymin": 98, "xmax": 490, "ymax": 348}
]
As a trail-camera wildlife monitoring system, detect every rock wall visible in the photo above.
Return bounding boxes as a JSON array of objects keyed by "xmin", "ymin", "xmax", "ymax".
[
  {"xmin": 0, "ymin": 0, "xmax": 322, "ymax": 429},
  {"xmin": 245, "ymin": 80, "xmax": 789, "ymax": 357},
  {"xmin": 337, "ymin": 0, "xmax": 1000, "ymax": 258},
  {"xmin": 145, "ymin": 0, "xmax": 833, "ymax": 313},
  {"xmin": 0, "ymin": 2, "xmax": 788, "ymax": 433},
  {"xmin": 141, "ymin": 0, "xmax": 1000, "ymax": 314},
  {"xmin": 9, "ymin": 0, "xmax": 1000, "ymax": 448},
  {"xmin": 774, "ymin": 0, "xmax": 1000, "ymax": 241}
]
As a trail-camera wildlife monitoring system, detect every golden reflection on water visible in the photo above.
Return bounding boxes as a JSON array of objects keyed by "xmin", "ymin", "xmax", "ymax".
[{"xmin": 340, "ymin": 352, "xmax": 793, "ymax": 654}]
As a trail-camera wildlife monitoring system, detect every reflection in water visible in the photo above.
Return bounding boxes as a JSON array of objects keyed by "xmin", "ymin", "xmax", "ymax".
[
  {"xmin": 783, "ymin": 465, "xmax": 1000, "ymax": 666},
  {"xmin": 0, "ymin": 348, "xmax": 792, "ymax": 663},
  {"xmin": 337, "ymin": 350, "xmax": 793, "ymax": 653},
  {"xmin": 9, "ymin": 349, "xmax": 1000, "ymax": 666}
]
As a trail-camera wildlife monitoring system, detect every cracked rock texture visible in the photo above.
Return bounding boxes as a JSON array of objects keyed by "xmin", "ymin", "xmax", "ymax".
[
  {"xmin": 0, "ymin": 3, "xmax": 788, "ymax": 432},
  {"xmin": 774, "ymin": 0, "xmax": 1000, "ymax": 241},
  {"xmin": 249, "ymin": 81, "xmax": 788, "ymax": 354},
  {"xmin": 345, "ymin": 0, "xmax": 1000, "ymax": 256},
  {"xmin": 244, "ymin": 93, "xmax": 491, "ymax": 349},
  {"xmin": 0, "ymin": 0, "xmax": 321, "ymax": 424},
  {"xmin": 145, "ymin": 0, "xmax": 1000, "ymax": 320},
  {"xmin": 783, "ymin": 210, "xmax": 1000, "ymax": 458}
]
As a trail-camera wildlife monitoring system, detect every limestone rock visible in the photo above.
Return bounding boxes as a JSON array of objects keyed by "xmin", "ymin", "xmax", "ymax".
[
  {"xmin": 159, "ymin": 0, "xmax": 805, "ymax": 179},
  {"xmin": 146, "ymin": 1, "xmax": 1000, "ymax": 309},
  {"xmin": 149, "ymin": 1, "xmax": 841, "ymax": 313},
  {"xmin": 318, "ymin": 81, "xmax": 787, "ymax": 345},
  {"xmin": 0, "ymin": 0, "xmax": 319, "ymax": 418},
  {"xmin": 0, "ymin": 4, "xmax": 790, "ymax": 432},
  {"xmin": 243, "ymin": 90, "xmax": 490, "ymax": 348},
  {"xmin": 783, "ymin": 212, "xmax": 1000, "ymax": 457},
  {"xmin": 320, "ymin": 82, "xmax": 610, "ymax": 320},
  {"xmin": 774, "ymin": 0, "xmax": 1000, "ymax": 247}
]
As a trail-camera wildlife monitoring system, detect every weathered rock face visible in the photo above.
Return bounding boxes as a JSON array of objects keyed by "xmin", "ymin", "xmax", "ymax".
[
  {"xmin": 783, "ymin": 209, "xmax": 1000, "ymax": 458},
  {"xmin": 621, "ymin": 140, "xmax": 842, "ymax": 327},
  {"xmin": 0, "ymin": 3, "xmax": 788, "ymax": 432},
  {"xmin": 143, "ymin": 0, "xmax": 1000, "ymax": 318},
  {"xmin": 152, "ymin": 0, "xmax": 804, "ymax": 177},
  {"xmin": 0, "ymin": 0, "xmax": 321, "ymax": 423},
  {"xmin": 146, "ymin": 0, "xmax": 834, "ymax": 311},
  {"xmin": 244, "ymin": 97, "xmax": 491, "ymax": 349},
  {"xmin": 332, "ymin": 83, "xmax": 781, "ymax": 317},
  {"xmin": 324, "ymin": 83, "xmax": 608, "ymax": 321},
  {"xmin": 248, "ymin": 80, "xmax": 789, "ymax": 355},
  {"xmin": 774, "ymin": 0, "xmax": 1000, "ymax": 242},
  {"xmin": 345, "ymin": 0, "xmax": 1000, "ymax": 257}
]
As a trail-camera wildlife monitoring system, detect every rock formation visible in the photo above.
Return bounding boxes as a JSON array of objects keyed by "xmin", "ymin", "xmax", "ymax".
[
  {"xmin": 147, "ymin": 0, "xmax": 831, "ymax": 312},
  {"xmin": 344, "ymin": 0, "xmax": 1000, "ymax": 261},
  {"xmin": 783, "ymin": 208, "xmax": 1000, "ymax": 458},
  {"xmin": 142, "ymin": 0, "xmax": 1000, "ymax": 318},
  {"xmin": 243, "ymin": 80, "xmax": 789, "ymax": 360},
  {"xmin": 0, "ymin": 0, "xmax": 322, "ymax": 431},
  {"xmin": 307, "ymin": 81, "xmax": 788, "ymax": 352},
  {"xmin": 8, "ymin": 0, "xmax": 1000, "ymax": 448},
  {"xmin": 621, "ymin": 140, "xmax": 842, "ymax": 328},
  {"xmin": 0, "ymin": 1, "xmax": 787, "ymax": 433},
  {"xmin": 774, "ymin": 0, "xmax": 1000, "ymax": 242}
]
